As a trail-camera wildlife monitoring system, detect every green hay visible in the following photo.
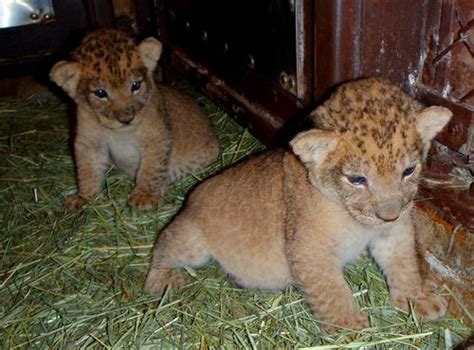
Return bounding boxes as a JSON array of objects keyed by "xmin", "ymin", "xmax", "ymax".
[{"xmin": 0, "ymin": 93, "xmax": 471, "ymax": 349}]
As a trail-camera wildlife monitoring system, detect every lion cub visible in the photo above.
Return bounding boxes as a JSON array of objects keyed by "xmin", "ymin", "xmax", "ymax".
[
  {"xmin": 50, "ymin": 29, "xmax": 219, "ymax": 210},
  {"xmin": 144, "ymin": 79, "xmax": 451, "ymax": 329}
]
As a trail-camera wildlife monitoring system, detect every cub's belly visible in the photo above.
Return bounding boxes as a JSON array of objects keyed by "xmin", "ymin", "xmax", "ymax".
[
  {"xmin": 209, "ymin": 232, "xmax": 293, "ymax": 290},
  {"xmin": 219, "ymin": 255, "xmax": 293, "ymax": 291},
  {"xmin": 107, "ymin": 134, "xmax": 140, "ymax": 178}
]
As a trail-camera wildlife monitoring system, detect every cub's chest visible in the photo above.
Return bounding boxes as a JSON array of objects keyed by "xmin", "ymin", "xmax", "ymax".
[
  {"xmin": 105, "ymin": 130, "xmax": 141, "ymax": 178},
  {"xmin": 336, "ymin": 225, "xmax": 378, "ymax": 266}
]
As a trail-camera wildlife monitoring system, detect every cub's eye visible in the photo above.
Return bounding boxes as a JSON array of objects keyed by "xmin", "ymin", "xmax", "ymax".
[
  {"xmin": 402, "ymin": 165, "xmax": 416, "ymax": 178},
  {"xmin": 94, "ymin": 89, "xmax": 108, "ymax": 99},
  {"xmin": 347, "ymin": 175, "xmax": 367, "ymax": 186},
  {"xmin": 131, "ymin": 81, "xmax": 142, "ymax": 92}
]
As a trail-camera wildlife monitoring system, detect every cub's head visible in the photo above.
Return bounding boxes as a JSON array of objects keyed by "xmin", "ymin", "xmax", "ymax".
[
  {"xmin": 291, "ymin": 78, "xmax": 452, "ymax": 226},
  {"xmin": 50, "ymin": 29, "xmax": 162, "ymax": 129}
]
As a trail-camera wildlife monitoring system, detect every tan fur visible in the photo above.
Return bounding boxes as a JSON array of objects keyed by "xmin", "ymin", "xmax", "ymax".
[
  {"xmin": 144, "ymin": 78, "xmax": 451, "ymax": 330},
  {"xmin": 50, "ymin": 29, "xmax": 219, "ymax": 210}
]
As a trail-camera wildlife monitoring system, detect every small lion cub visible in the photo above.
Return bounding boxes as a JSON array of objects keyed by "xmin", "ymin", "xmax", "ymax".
[
  {"xmin": 144, "ymin": 79, "xmax": 451, "ymax": 330},
  {"xmin": 50, "ymin": 29, "xmax": 219, "ymax": 210}
]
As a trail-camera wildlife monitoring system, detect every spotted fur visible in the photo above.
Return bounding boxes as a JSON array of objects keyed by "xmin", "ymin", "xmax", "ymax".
[
  {"xmin": 312, "ymin": 79, "xmax": 424, "ymax": 172},
  {"xmin": 50, "ymin": 29, "xmax": 219, "ymax": 209}
]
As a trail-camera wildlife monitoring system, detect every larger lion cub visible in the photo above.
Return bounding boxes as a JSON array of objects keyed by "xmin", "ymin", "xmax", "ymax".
[
  {"xmin": 50, "ymin": 29, "xmax": 219, "ymax": 210},
  {"xmin": 144, "ymin": 79, "xmax": 451, "ymax": 329}
]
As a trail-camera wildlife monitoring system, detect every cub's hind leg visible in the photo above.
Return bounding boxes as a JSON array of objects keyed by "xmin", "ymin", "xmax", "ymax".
[{"xmin": 144, "ymin": 216, "xmax": 210, "ymax": 294}]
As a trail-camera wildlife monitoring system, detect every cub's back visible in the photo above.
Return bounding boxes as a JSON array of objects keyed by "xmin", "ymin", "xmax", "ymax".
[
  {"xmin": 156, "ymin": 85, "xmax": 220, "ymax": 180},
  {"xmin": 185, "ymin": 151, "xmax": 286, "ymax": 250}
]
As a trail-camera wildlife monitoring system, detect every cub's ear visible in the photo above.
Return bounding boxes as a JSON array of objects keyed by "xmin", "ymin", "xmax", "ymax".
[
  {"xmin": 416, "ymin": 106, "xmax": 452, "ymax": 153},
  {"xmin": 138, "ymin": 37, "xmax": 163, "ymax": 72},
  {"xmin": 50, "ymin": 61, "xmax": 81, "ymax": 97},
  {"xmin": 290, "ymin": 130, "xmax": 338, "ymax": 165}
]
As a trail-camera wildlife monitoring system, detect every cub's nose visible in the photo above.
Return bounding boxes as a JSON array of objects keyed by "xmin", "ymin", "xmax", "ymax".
[
  {"xmin": 112, "ymin": 109, "xmax": 135, "ymax": 125},
  {"xmin": 118, "ymin": 115, "xmax": 135, "ymax": 125},
  {"xmin": 375, "ymin": 200, "xmax": 402, "ymax": 222}
]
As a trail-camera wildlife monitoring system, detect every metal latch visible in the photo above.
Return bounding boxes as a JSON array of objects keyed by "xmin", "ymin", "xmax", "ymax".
[{"xmin": 0, "ymin": 0, "xmax": 55, "ymax": 29}]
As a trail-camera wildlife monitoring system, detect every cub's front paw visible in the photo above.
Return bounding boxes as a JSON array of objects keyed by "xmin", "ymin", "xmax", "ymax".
[
  {"xmin": 413, "ymin": 293, "xmax": 448, "ymax": 320},
  {"xmin": 65, "ymin": 195, "xmax": 87, "ymax": 209},
  {"xmin": 144, "ymin": 268, "xmax": 184, "ymax": 294},
  {"xmin": 129, "ymin": 192, "xmax": 160, "ymax": 210},
  {"xmin": 323, "ymin": 309, "xmax": 370, "ymax": 332},
  {"xmin": 392, "ymin": 280, "xmax": 448, "ymax": 320}
]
